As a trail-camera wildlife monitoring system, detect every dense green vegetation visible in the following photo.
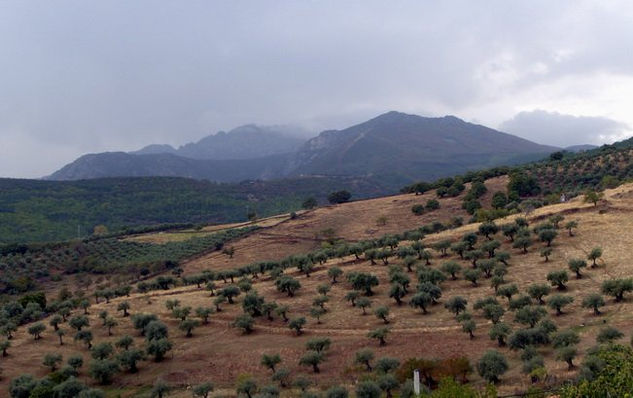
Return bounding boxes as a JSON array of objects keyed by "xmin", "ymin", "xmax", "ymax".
[
  {"xmin": 404, "ymin": 138, "xmax": 633, "ymax": 200},
  {"xmin": 0, "ymin": 176, "xmax": 389, "ymax": 244},
  {"xmin": 0, "ymin": 227, "xmax": 256, "ymax": 295}
]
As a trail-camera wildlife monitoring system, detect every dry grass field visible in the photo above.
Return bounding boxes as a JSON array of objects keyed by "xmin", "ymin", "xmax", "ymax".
[
  {"xmin": 182, "ymin": 177, "xmax": 508, "ymax": 274},
  {"xmin": 5, "ymin": 177, "xmax": 633, "ymax": 396}
]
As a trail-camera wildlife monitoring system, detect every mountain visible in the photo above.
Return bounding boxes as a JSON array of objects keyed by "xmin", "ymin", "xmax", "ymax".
[
  {"xmin": 48, "ymin": 111, "xmax": 558, "ymax": 188},
  {"xmin": 132, "ymin": 124, "xmax": 306, "ymax": 160},
  {"xmin": 287, "ymin": 111, "xmax": 558, "ymax": 182},
  {"xmin": 47, "ymin": 152, "xmax": 290, "ymax": 182},
  {"xmin": 565, "ymin": 144, "xmax": 598, "ymax": 153}
]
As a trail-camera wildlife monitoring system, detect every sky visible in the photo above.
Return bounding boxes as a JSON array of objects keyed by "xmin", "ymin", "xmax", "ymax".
[{"xmin": 1, "ymin": 1, "xmax": 633, "ymax": 178}]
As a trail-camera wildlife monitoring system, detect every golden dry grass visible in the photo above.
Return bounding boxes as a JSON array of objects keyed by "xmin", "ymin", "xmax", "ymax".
[
  {"xmin": 182, "ymin": 177, "xmax": 509, "ymax": 274},
  {"xmin": 125, "ymin": 212, "xmax": 297, "ymax": 244},
  {"xmin": 6, "ymin": 179, "xmax": 633, "ymax": 396}
]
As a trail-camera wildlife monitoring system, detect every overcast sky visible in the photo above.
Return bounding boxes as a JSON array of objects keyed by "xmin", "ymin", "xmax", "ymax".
[{"xmin": 2, "ymin": 1, "xmax": 633, "ymax": 178}]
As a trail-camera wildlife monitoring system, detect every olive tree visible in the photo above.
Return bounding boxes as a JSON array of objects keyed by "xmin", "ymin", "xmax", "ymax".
[
  {"xmin": 89, "ymin": 359, "xmax": 120, "ymax": 385},
  {"xmin": 146, "ymin": 338, "xmax": 172, "ymax": 362},
  {"xmin": 117, "ymin": 348, "xmax": 146, "ymax": 373},
  {"xmin": 538, "ymin": 229, "xmax": 557, "ymax": 247},
  {"xmin": 489, "ymin": 323, "xmax": 511, "ymax": 346},
  {"xmin": 355, "ymin": 381, "xmax": 381, "ymax": 398},
  {"xmin": 588, "ymin": 247, "xmax": 603, "ymax": 267},
  {"xmin": 461, "ymin": 320, "xmax": 476, "ymax": 339},
  {"xmin": 74, "ymin": 330, "xmax": 93, "ymax": 349},
  {"xmin": 440, "ymin": 261, "xmax": 461, "ymax": 280},
  {"xmin": 368, "ymin": 327, "xmax": 390, "ymax": 346},
  {"xmin": 357, "ymin": 297, "xmax": 372, "ymax": 315},
  {"xmin": 28, "ymin": 323, "xmax": 46, "ymax": 340},
  {"xmin": 355, "ymin": 349, "xmax": 374, "ymax": 371},
  {"xmin": 117, "ymin": 302, "xmax": 130, "ymax": 317},
  {"xmin": 582, "ymin": 293, "xmax": 605, "ymax": 315},
  {"xmin": 407, "ymin": 292, "xmax": 431, "ymax": 315},
  {"xmin": 347, "ymin": 272, "xmax": 380, "ymax": 296},
  {"xmin": 233, "ymin": 314, "xmax": 255, "ymax": 334},
  {"xmin": 275, "ymin": 305, "xmax": 289, "ymax": 322},
  {"xmin": 43, "ymin": 353, "xmax": 63, "ymax": 371},
  {"xmin": 556, "ymin": 346, "xmax": 578, "ymax": 370},
  {"xmin": 514, "ymin": 306, "xmax": 547, "ymax": 328},
  {"xmin": 565, "ymin": 220, "xmax": 578, "ymax": 237},
  {"xmin": 116, "ymin": 335, "xmax": 134, "ymax": 351},
  {"xmin": 289, "ymin": 317, "xmax": 306, "ymax": 335},
  {"xmin": 374, "ymin": 306, "xmax": 390, "ymax": 324},
  {"xmin": 463, "ymin": 269, "xmax": 482, "ymax": 287},
  {"xmin": 547, "ymin": 294, "xmax": 574, "ymax": 315},
  {"xmin": 527, "ymin": 283, "xmax": 551, "ymax": 305},
  {"xmin": 602, "ymin": 278, "xmax": 633, "ymax": 302},
  {"xmin": 477, "ymin": 350, "xmax": 508, "ymax": 383},
  {"xmin": 547, "ymin": 270, "xmax": 569, "ymax": 290},
  {"xmin": 540, "ymin": 247, "xmax": 552, "ymax": 262},
  {"xmin": 220, "ymin": 286, "xmax": 241, "ymax": 304},
  {"xmin": 328, "ymin": 267, "xmax": 343, "ymax": 283},
  {"xmin": 306, "ymin": 337, "xmax": 331, "ymax": 353},
  {"xmin": 179, "ymin": 319, "xmax": 201, "ymax": 337},
  {"xmin": 0, "ymin": 339, "xmax": 10, "ymax": 356},
  {"xmin": 299, "ymin": 351, "xmax": 323, "ymax": 373},
  {"xmin": 596, "ymin": 327, "xmax": 624, "ymax": 344},
  {"xmin": 388, "ymin": 284, "xmax": 406, "ymax": 305},
  {"xmin": 497, "ymin": 284, "xmax": 519, "ymax": 302},
  {"xmin": 568, "ymin": 259, "xmax": 587, "ymax": 279},
  {"xmin": 261, "ymin": 353, "xmax": 282, "ymax": 372},
  {"xmin": 91, "ymin": 342, "xmax": 114, "ymax": 360},
  {"xmin": 193, "ymin": 382, "xmax": 214, "ymax": 398},
  {"xmin": 375, "ymin": 357, "xmax": 400, "ymax": 374},
  {"xmin": 444, "ymin": 296, "xmax": 468, "ymax": 316}
]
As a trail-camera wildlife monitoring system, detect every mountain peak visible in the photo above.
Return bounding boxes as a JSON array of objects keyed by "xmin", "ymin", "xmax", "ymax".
[
  {"xmin": 132, "ymin": 125, "xmax": 306, "ymax": 160},
  {"xmin": 50, "ymin": 111, "xmax": 559, "ymax": 187}
]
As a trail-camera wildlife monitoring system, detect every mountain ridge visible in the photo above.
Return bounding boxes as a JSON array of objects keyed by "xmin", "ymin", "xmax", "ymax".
[
  {"xmin": 131, "ymin": 124, "xmax": 307, "ymax": 160},
  {"xmin": 48, "ymin": 111, "xmax": 559, "ymax": 186}
]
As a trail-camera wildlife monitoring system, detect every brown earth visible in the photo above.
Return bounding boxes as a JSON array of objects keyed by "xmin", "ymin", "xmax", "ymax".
[
  {"xmin": 5, "ymin": 178, "xmax": 633, "ymax": 397},
  {"xmin": 182, "ymin": 177, "xmax": 508, "ymax": 274}
]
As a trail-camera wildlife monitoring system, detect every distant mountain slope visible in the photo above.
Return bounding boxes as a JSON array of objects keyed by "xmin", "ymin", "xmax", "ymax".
[
  {"xmin": 288, "ymin": 111, "xmax": 558, "ymax": 180},
  {"xmin": 47, "ymin": 152, "xmax": 290, "ymax": 182},
  {"xmin": 133, "ymin": 124, "xmax": 306, "ymax": 160},
  {"xmin": 565, "ymin": 144, "xmax": 598, "ymax": 152},
  {"xmin": 48, "ymin": 111, "xmax": 558, "ymax": 187}
]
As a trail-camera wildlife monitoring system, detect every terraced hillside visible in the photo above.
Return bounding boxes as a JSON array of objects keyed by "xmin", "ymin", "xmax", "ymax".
[{"xmin": 3, "ymin": 179, "xmax": 633, "ymax": 396}]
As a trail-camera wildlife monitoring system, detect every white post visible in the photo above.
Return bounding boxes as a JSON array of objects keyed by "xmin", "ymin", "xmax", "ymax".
[{"xmin": 413, "ymin": 369, "xmax": 420, "ymax": 395}]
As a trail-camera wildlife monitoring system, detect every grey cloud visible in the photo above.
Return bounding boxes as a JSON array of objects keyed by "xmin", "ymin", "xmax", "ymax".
[
  {"xmin": 1, "ymin": 1, "xmax": 633, "ymax": 177},
  {"xmin": 499, "ymin": 110, "xmax": 632, "ymax": 148}
]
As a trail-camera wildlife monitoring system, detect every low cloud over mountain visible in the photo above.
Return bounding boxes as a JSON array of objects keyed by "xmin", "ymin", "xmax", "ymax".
[{"xmin": 500, "ymin": 110, "xmax": 631, "ymax": 148}]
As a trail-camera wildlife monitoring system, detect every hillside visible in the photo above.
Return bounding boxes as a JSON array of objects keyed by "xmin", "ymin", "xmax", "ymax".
[
  {"xmin": 12, "ymin": 133, "xmax": 633, "ymax": 246},
  {"xmin": 5, "ymin": 175, "xmax": 633, "ymax": 395},
  {"xmin": 47, "ymin": 112, "xmax": 558, "ymax": 187},
  {"xmin": 0, "ymin": 176, "xmax": 390, "ymax": 244}
]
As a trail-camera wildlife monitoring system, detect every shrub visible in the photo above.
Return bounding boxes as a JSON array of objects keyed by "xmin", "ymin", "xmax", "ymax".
[
  {"xmin": 597, "ymin": 327, "xmax": 624, "ymax": 344},
  {"xmin": 411, "ymin": 205, "xmax": 425, "ymax": 216}
]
